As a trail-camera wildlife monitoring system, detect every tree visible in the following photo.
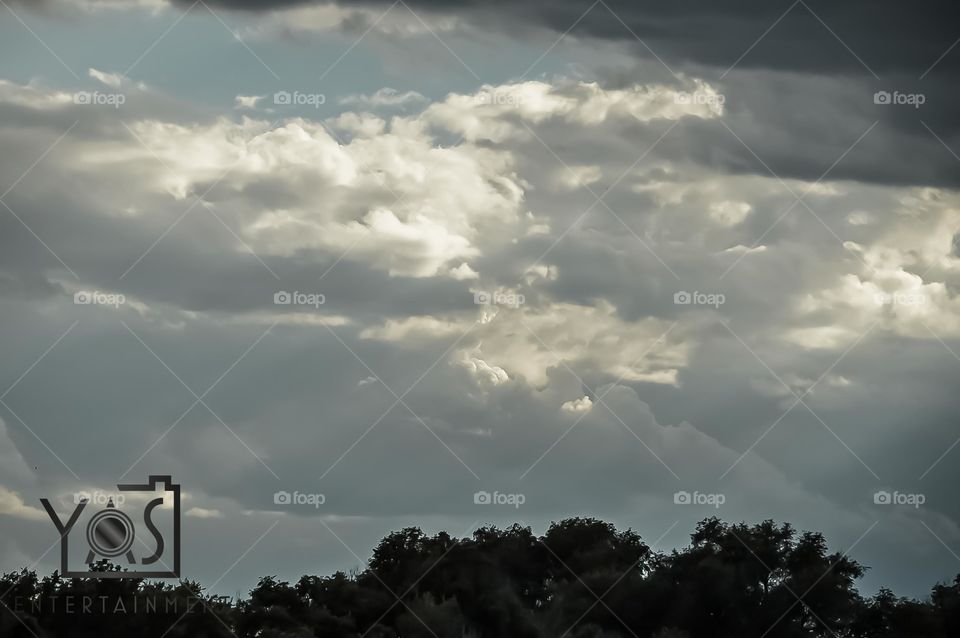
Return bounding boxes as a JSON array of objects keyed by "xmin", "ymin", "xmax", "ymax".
[{"xmin": 2, "ymin": 518, "xmax": 956, "ymax": 638}]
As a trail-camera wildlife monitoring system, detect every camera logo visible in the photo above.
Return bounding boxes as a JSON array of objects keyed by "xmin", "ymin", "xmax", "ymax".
[
  {"xmin": 673, "ymin": 290, "xmax": 725, "ymax": 308},
  {"xmin": 674, "ymin": 91, "xmax": 725, "ymax": 106},
  {"xmin": 873, "ymin": 90, "xmax": 925, "ymax": 108},
  {"xmin": 673, "ymin": 490, "xmax": 725, "ymax": 508},
  {"xmin": 273, "ymin": 90, "xmax": 326, "ymax": 108},
  {"xmin": 873, "ymin": 490, "xmax": 924, "ymax": 508},
  {"xmin": 473, "ymin": 490, "xmax": 525, "ymax": 508},
  {"xmin": 40, "ymin": 475, "xmax": 181, "ymax": 579},
  {"xmin": 873, "ymin": 292, "xmax": 927, "ymax": 307},
  {"xmin": 473, "ymin": 290, "xmax": 525, "ymax": 308},
  {"xmin": 73, "ymin": 490, "xmax": 126, "ymax": 507},
  {"xmin": 74, "ymin": 290, "xmax": 125, "ymax": 308},
  {"xmin": 273, "ymin": 490, "xmax": 325, "ymax": 508},
  {"xmin": 274, "ymin": 290, "xmax": 325, "ymax": 308},
  {"xmin": 473, "ymin": 90, "xmax": 525, "ymax": 107},
  {"xmin": 73, "ymin": 91, "xmax": 125, "ymax": 108}
]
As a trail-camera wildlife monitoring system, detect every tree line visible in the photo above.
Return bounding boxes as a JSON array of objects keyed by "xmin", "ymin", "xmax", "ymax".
[{"xmin": 2, "ymin": 517, "xmax": 958, "ymax": 637}]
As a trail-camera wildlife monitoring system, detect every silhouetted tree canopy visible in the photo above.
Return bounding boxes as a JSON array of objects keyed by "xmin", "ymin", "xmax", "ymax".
[{"xmin": 2, "ymin": 518, "xmax": 958, "ymax": 637}]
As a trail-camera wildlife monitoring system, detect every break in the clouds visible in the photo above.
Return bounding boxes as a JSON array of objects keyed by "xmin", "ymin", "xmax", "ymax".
[{"xmin": 1, "ymin": 0, "xmax": 959, "ymax": 599}]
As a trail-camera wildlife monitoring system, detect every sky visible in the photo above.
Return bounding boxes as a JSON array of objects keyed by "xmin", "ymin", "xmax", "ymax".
[{"xmin": 0, "ymin": 0, "xmax": 959, "ymax": 600}]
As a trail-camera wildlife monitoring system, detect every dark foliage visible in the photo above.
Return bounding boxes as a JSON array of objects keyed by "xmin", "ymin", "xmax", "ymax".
[{"xmin": 3, "ymin": 518, "xmax": 958, "ymax": 637}]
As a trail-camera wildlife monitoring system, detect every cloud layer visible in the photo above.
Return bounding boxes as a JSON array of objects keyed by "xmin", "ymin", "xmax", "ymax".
[{"xmin": 1, "ymin": 0, "xmax": 959, "ymax": 599}]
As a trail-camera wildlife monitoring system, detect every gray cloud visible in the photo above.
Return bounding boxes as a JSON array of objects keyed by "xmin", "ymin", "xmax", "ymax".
[{"xmin": 181, "ymin": 0, "xmax": 960, "ymax": 78}]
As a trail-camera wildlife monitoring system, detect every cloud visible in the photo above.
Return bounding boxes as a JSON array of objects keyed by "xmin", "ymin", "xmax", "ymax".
[
  {"xmin": 88, "ymin": 68, "xmax": 124, "ymax": 88},
  {"xmin": 0, "ymin": 486, "xmax": 46, "ymax": 522},
  {"xmin": 709, "ymin": 201, "xmax": 752, "ymax": 227},
  {"xmin": 11, "ymin": 0, "xmax": 167, "ymax": 14},
  {"xmin": 234, "ymin": 94, "xmax": 265, "ymax": 109},
  {"xmin": 423, "ymin": 80, "xmax": 723, "ymax": 143},
  {"xmin": 0, "ymin": 418, "xmax": 36, "ymax": 484},
  {"xmin": 339, "ymin": 88, "xmax": 427, "ymax": 109},
  {"xmin": 186, "ymin": 506, "xmax": 224, "ymax": 518},
  {"xmin": 186, "ymin": 0, "xmax": 960, "ymax": 79},
  {"xmin": 560, "ymin": 395, "xmax": 592, "ymax": 413},
  {"xmin": 0, "ymin": 63, "xmax": 958, "ymax": 598},
  {"xmin": 224, "ymin": 1, "xmax": 462, "ymax": 42}
]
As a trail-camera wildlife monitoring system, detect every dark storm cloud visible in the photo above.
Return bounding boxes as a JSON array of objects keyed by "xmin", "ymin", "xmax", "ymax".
[{"xmin": 186, "ymin": 0, "xmax": 960, "ymax": 77}]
